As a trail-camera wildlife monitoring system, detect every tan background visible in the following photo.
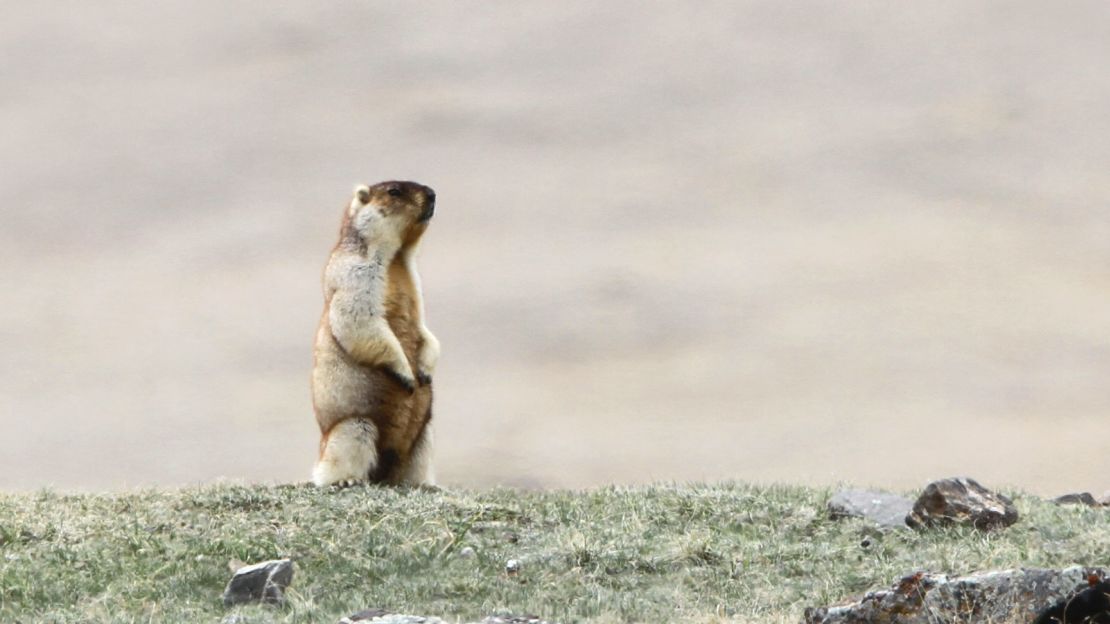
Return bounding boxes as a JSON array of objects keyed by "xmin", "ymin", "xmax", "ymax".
[{"xmin": 2, "ymin": 2, "xmax": 1108, "ymax": 494}]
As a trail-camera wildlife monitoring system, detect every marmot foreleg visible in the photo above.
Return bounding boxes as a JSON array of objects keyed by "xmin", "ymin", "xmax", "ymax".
[{"xmin": 328, "ymin": 282, "xmax": 416, "ymax": 391}]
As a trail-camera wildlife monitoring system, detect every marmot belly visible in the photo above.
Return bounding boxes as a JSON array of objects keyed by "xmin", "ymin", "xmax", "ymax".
[{"xmin": 312, "ymin": 262, "xmax": 431, "ymax": 482}]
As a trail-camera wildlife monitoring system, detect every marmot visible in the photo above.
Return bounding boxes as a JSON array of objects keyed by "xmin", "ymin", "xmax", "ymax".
[{"xmin": 311, "ymin": 180, "xmax": 440, "ymax": 487}]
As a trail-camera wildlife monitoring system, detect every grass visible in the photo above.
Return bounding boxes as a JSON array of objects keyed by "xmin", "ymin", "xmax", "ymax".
[{"xmin": 1, "ymin": 482, "xmax": 1109, "ymax": 623}]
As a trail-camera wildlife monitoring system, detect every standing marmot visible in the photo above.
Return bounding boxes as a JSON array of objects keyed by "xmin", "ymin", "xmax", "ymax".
[{"xmin": 311, "ymin": 180, "xmax": 440, "ymax": 487}]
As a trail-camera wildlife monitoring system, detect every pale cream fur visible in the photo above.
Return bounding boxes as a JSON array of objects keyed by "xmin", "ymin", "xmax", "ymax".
[{"xmin": 313, "ymin": 418, "xmax": 378, "ymax": 486}]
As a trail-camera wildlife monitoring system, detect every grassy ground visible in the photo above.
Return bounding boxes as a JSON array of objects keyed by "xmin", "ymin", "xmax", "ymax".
[{"xmin": 1, "ymin": 482, "xmax": 1109, "ymax": 623}]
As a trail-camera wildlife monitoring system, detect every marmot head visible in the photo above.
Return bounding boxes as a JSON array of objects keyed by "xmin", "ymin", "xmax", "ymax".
[{"xmin": 346, "ymin": 180, "xmax": 436, "ymax": 249}]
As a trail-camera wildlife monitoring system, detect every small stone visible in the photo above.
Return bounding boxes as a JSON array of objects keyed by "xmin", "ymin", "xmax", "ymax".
[
  {"xmin": 227, "ymin": 558, "xmax": 246, "ymax": 573},
  {"xmin": 1053, "ymin": 492, "xmax": 1101, "ymax": 507},
  {"xmin": 338, "ymin": 608, "xmax": 389, "ymax": 623},
  {"xmin": 828, "ymin": 489, "xmax": 913, "ymax": 529},
  {"xmin": 905, "ymin": 477, "xmax": 1018, "ymax": 530},
  {"xmin": 348, "ymin": 616, "xmax": 443, "ymax": 624},
  {"xmin": 458, "ymin": 546, "xmax": 477, "ymax": 559},
  {"xmin": 505, "ymin": 559, "xmax": 521, "ymax": 575},
  {"xmin": 222, "ymin": 558, "xmax": 294, "ymax": 606},
  {"xmin": 482, "ymin": 615, "xmax": 550, "ymax": 624}
]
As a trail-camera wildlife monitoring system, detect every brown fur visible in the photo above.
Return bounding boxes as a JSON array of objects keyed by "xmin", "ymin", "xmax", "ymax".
[{"xmin": 312, "ymin": 181, "xmax": 436, "ymax": 485}]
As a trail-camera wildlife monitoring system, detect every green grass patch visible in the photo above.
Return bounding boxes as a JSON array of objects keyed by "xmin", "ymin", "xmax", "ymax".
[{"xmin": 1, "ymin": 482, "xmax": 1108, "ymax": 623}]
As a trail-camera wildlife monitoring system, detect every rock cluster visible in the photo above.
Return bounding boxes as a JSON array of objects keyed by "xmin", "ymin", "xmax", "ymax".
[
  {"xmin": 804, "ymin": 566, "xmax": 1109, "ymax": 624},
  {"xmin": 828, "ymin": 477, "xmax": 1018, "ymax": 531}
]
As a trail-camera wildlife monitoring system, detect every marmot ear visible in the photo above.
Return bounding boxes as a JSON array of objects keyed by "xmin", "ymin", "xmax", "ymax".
[{"xmin": 355, "ymin": 185, "xmax": 372, "ymax": 204}]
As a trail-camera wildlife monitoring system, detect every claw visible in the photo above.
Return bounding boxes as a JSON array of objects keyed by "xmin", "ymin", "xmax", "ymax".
[
  {"xmin": 383, "ymin": 367, "xmax": 416, "ymax": 393},
  {"xmin": 399, "ymin": 376, "xmax": 416, "ymax": 394}
]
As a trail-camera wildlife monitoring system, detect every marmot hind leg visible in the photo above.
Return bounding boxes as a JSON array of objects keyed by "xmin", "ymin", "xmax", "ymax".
[
  {"xmin": 395, "ymin": 423, "xmax": 436, "ymax": 487},
  {"xmin": 313, "ymin": 418, "xmax": 379, "ymax": 486}
]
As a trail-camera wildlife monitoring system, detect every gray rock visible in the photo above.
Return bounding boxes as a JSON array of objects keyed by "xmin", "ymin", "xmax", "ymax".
[
  {"xmin": 338, "ymin": 609, "xmax": 390, "ymax": 623},
  {"xmin": 828, "ymin": 489, "xmax": 913, "ymax": 529},
  {"xmin": 1053, "ymin": 492, "xmax": 1101, "ymax": 507},
  {"xmin": 905, "ymin": 477, "xmax": 1018, "ymax": 530},
  {"xmin": 482, "ymin": 615, "xmax": 551, "ymax": 624},
  {"xmin": 804, "ymin": 566, "xmax": 1109, "ymax": 624},
  {"xmin": 338, "ymin": 615, "xmax": 553, "ymax": 624},
  {"xmin": 1033, "ymin": 576, "xmax": 1110, "ymax": 623},
  {"xmin": 222, "ymin": 558, "xmax": 293, "ymax": 606},
  {"xmin": 345, "ymin": 616, "xmax": 444, "ymax": 624},
  {"xmin": 505, "ymin": 559, "xmax": 522, "ymax": 574}
]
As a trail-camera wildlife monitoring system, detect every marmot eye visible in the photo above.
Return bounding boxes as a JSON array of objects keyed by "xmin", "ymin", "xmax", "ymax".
[{"xmin": 387, "ymin": 186, "xmax": 402, "ymax": 197}]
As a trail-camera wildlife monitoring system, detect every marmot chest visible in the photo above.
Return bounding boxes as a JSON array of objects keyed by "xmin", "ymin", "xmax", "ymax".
[{"xmin": 384, "ymin": 259, "xmax": 423, "ymax": 365}]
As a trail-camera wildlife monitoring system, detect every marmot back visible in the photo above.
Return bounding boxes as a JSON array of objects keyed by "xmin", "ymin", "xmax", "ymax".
[{"xmin": 311, "ymin": 181, "xmax": 440, "ymax": 487}]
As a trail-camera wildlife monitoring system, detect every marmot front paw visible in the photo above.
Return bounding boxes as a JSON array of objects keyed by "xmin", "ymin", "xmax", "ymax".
[{"xmin": 384, "ymin": 367, "xmax": 417, "ymax": 393}]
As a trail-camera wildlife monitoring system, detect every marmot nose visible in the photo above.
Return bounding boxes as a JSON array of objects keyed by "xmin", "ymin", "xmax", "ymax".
[{"xmin": 419, "ymin": 187, "xmax": 436, "ymax": 221}]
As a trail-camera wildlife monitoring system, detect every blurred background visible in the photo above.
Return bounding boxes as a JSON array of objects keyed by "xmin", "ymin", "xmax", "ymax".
[{"xmin": 2, "ymin": 2, "xmax": 1108, "ymax": 494}]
